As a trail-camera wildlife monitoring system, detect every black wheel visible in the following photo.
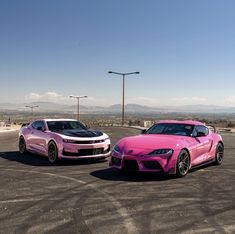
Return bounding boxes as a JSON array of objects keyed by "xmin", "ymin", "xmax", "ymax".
[
  {"xmin": 19, "ymin": 136, "xmax": 27, "ymax": 154},
  {"xmin": 48, "ymin": 141, "xmax": 58, "ymax": 164},
  {"xmin": 176, "ymin": 150, "xmax": 190, "ymax": 177},
  {"xmin": 214, "ymin": 143, "xmax": 224, "ymax": 165}
]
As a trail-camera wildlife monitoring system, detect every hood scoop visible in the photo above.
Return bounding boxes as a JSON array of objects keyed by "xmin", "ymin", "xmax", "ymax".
[{"xmin": 60, "ymin": 129, "xmax": 103, "ymax": 138}]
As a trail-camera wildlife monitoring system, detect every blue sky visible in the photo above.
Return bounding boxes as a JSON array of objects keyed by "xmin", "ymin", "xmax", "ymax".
[{"xmin": 0, "ymin": 0, "xmax": 235, "ymax": 106}]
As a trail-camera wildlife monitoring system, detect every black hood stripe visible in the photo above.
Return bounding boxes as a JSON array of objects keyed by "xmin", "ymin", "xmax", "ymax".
[{"xmin": 59, "ymin": 129, "xmax": 103, "ymax": 138}]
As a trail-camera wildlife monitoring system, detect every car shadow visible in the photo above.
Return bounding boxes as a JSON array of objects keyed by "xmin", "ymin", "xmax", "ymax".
[
  {"xmin": 90, "ymin": 162, "xmax": 217, "ymax": 182},
  {"xmin": 0, "ymin": 151, "xmax": 107, "ymax": 167},
  {"xmin": 90, "ymin": 167, "xmax": 176, "ymax": 182}
]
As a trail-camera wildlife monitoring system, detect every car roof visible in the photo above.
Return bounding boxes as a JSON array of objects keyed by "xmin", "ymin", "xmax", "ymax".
[
  {"xmin": 157, "ymin": 120, "xmax": 205, "ymax": 126},
  {"xmin": 33, "ymin": 119, "xmax": 77, "ymax": 122}
]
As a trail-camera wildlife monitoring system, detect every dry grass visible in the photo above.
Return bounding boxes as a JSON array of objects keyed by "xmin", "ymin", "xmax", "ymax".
[{"xmin": 0, "ymin": 125, "xmax": 21, "ymax": 132}]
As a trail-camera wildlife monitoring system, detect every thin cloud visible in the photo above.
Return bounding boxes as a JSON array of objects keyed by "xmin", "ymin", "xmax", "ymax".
[
  {"xmin": 27, "ymin": 92, "xmax": 42, "ymax": 99},
  {"xmin": 24, "ymin": 92, "xmax": 100, "ymax": 105},
  {"xmin": 46, "ymin": 92, "xmax": 62, "ymax": 98},
  {"xmin": 25, "ymin": 91, "xmax": 67, "ymax": 102},
  {"xmin": 172, "ymin": 96, "xmax": 207, "ymax": 102},
  {"xmin": 225, "ymin": 96, "xmax": 235, "ymax": 104}
]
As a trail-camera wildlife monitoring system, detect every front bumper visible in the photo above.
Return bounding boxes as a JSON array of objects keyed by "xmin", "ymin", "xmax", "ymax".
[
  {"xmin": 58, "ymin": 142, "xmax": 111, "ymax": 159},
  {"xmin": 110, "ymin": 151, "xmax": 178, "ymax": 174}
]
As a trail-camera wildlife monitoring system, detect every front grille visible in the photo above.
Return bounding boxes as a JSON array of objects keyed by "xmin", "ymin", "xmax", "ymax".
[
  {"xmin": 70, "ymin": 139, "xmax": 105, "ymax": 144},
  {"xmin": 142, "ymin": 161, "xmax": 162, "ymax": 170},
  {"xmin": 123, "ymin": 159, "xmax": 139, "ymax": 171},
  {"xmin": 111, "ymin": 156, "xmax": 121, "ymax": 166},
  {"xmin": 63, "ymin": 148, "xmax": 104, "ymax": 157}
]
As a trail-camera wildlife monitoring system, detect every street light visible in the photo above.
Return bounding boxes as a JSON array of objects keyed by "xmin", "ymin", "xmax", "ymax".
[
  {"xmin": 108, "ymin": 71, "xmax": 140, "ymax": 125},
  {"xmin": 69, "ymin": 95, "xmax": 88, "ymax": 121},
  {"xmin": 25, "ymin": 105, "xmax": 39, "ymax": 115}
]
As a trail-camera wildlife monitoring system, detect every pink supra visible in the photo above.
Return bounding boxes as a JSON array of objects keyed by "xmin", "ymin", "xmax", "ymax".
[
  {"xmin": 110, "ymin": 120, "xmax": 224, "ymax": 177},
  {"xmin": 19, "ymin": 119, "xmax": 111, "ymax": 163}
]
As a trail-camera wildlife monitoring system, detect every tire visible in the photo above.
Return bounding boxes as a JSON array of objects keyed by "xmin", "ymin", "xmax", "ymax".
[
  {"xmin": 176, "ymin": 150, "xmax": 190, "ymax": 177},
  {"xmin": 48, "ymin": 141, "xmax": 59, "ymax": 164},
  {"xmin": 19, "ymin": 136, "xmax": 27, "ymax": 154},
  {"xmin": 214, "ymin": 143, "xmax": 224, "ymax": 165}
]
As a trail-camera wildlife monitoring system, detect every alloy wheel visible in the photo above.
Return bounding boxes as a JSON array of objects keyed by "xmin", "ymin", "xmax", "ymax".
[
  {"xmin": 177, "ymin": 150, "xmax": 190, "ymax": 177},
  {"xmin": 48, "ymin": 142, "xmax": 58, "ymax": 164},
  {"xmin": 19, "ymin": 136, "xmax": 26, "ymax": 154},
  {"xmin": 215, "ymin": 143, "xmax": 224, "ymax": 165}
]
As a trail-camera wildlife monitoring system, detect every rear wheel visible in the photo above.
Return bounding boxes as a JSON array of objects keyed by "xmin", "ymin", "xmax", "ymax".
[
  {"xmin": 176, "ymin": 150, "xmax": 190, "ymax": 177},
  {"xmin": 214, "ymin": 143, "xmax": 224, "ymax": 165},
  {"xmin": 48, "ymin": 141, "xmax": 58, "ymax": 164},
  {"xmin": 19, "ymin": 136, "xmax": 27, "ymax": 154}
]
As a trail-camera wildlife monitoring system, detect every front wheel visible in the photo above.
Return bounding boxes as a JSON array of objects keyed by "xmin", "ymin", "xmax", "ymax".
[
  {"xmin": 19, "ymin": 136, "xmax": 27, "ymax": 154},
  {"xmin": 176, "ymin": 150, "xmax": 190, "ymax": 177},
  {"xmin": 48, "ymin": 141, "xmax": 59, "ymax": 164},
  {"xmin": 214, "ymin": 143, "xmax": 224, "ymax": 165}
]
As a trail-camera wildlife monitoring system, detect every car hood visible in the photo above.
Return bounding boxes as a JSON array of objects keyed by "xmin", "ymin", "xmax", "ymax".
[
  {"xmin": 118, "ymin": 134, "xmax": 194, "ymax": 153},
  {"xmin": 54, "ymin": 129, "xmax": 104, "ymax": 138}
]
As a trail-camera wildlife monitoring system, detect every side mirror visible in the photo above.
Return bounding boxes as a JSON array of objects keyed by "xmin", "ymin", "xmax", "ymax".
[
  {"xmin": 37, "ymin": 126, "xmax": 45, "ymax": 132},
  {"xmin": 141, "ymin": 129, "xmax": 147, "ymax": 134},
  {"xmin": 196, "ymin": 131, "xmax": 206, "ymax": 137},
  {"xmin": 85, "ymin": 124, "xmax": 90, "ymax": 129}
]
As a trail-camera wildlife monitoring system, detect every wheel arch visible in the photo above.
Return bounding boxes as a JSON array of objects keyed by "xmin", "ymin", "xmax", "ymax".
[
  {"xmin": 175, "ymin": 148, "xmax": 191, "ymax": 177},
  {"xmin": 47, "ymin": 139, "xmax": 59, "ymax": 163},
  {"xmin": 48, "ymin": 139, "xmax": 58, "ymax": 149},
  {"xmin": 180, "ymin": 147, "xmax": 191, "ymax": 164},
  {"xmin": 19, "ymin": 134, "xmax": 26, "ymax": 139},
  {"xmin": 19, "ymin": 134, "xmax": 28, "ymax": 153},
  {"xmin": 19, "ymin": 134, "xmax": 25, "ymax": 140},
  {"xmin": 19, "ymin": 134, "xmax": 27, "ymax": 147},
  {"xmin": 174, "ymin": 147, "xmax": 191, "ymax": 173},
  {"xmin": 218, "ymin": 140, "xmax": 224, "ymax": 148}
]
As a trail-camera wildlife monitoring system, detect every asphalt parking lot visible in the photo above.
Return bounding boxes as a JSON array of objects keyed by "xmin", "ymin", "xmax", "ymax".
[{"xmin": 0, "ymin": 127, "xmax": 235, "ymax": 234}]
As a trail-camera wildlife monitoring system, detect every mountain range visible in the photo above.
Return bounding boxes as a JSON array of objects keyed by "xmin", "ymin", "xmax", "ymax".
[{"xmin": 0, "ymin": 102, "xmax": 235, "ymax": 114}]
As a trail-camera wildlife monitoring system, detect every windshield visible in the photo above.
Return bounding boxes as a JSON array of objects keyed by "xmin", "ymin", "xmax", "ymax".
[
  {"xmin": 146, "ymin": 123, "xmax": 194, "ymax": 136},
  {"xmin": 47, "ymin": 121, "xmax": 87, "ymax": 132}
]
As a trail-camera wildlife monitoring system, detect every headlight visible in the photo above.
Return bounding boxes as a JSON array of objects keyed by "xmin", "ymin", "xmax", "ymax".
[
  {"xmin": 63, "ymin": 139, "xmax": 77, "ymax": 143},
  {"xmin": 113, "ymin": 144, "xmax": 121, "ymax": 153},
  {"xmin": 147, "ymin": 149, "xmax": 173, "ymax": 157},
  {"xmin": 104, "ymin": 137, "xmax": 110, "ymax": 141}
]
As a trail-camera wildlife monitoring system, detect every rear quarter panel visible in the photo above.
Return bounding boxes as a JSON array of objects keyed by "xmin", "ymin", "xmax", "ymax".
[{"xmin": 211, "ymin": 132, "xmax": 223, "ymax": 152}]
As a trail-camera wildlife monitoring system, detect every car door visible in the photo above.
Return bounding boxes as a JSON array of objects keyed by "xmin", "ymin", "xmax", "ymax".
[
  {"xmin": 26, "ymin": 121, "xmax": 38, "ymax": 150},
  {"xmin": 29, "ymin": 121, "xmax": 47, "ymax": 155},
  {"xmin": 192, "ymin": 125, "xmax": 213, "ymax": 165}
]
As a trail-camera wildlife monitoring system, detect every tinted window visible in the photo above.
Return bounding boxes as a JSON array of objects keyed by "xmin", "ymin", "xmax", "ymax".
[
  {"xmin": 31, "ymin": 121, "xmax": 45, "ymax": 130},
  {"xmin": 47, "ymin": 121, "xmax": 87, "ymax": 132},
  {"xmin": 194, "ymin": 125, "xmax": 209, "ymax": 136},
  {"xmin": 146, "ymin": 123, "xmax": 194, "ymax": 136}
]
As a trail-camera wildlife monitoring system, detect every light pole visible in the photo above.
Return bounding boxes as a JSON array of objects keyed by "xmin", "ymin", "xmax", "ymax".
[
  {"xmin": 108, "ymin": 71, "xmax": 140, "ymax": 125},
  {"xmin": 69, "ymin": 95, "xmax": 88, "ymax": 121},
  {"xmin": 25, "ymin": 105, "xmax": 39, "ymax": 115}
]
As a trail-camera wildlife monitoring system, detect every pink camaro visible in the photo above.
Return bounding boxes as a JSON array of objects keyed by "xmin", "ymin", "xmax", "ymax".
[
  {"xmin": 19, "ymin": 119, "xmax": 111, "ymax": 163},
  {"xmin": 110, "ymin": 120, "xmax": 224, "ymax": 177}
]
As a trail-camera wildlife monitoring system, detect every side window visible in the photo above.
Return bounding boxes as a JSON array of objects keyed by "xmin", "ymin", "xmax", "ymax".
[
  {"xmin": 31, "ymin": 121, "xmax": 39, "ymax": 129},
  {"xmin": 195, "ymin": 125, "xmax": 209, "ymax": 136},
  {"xmin": 31, "ymin": 121, "xmax": 45, "ymax": 131}
]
